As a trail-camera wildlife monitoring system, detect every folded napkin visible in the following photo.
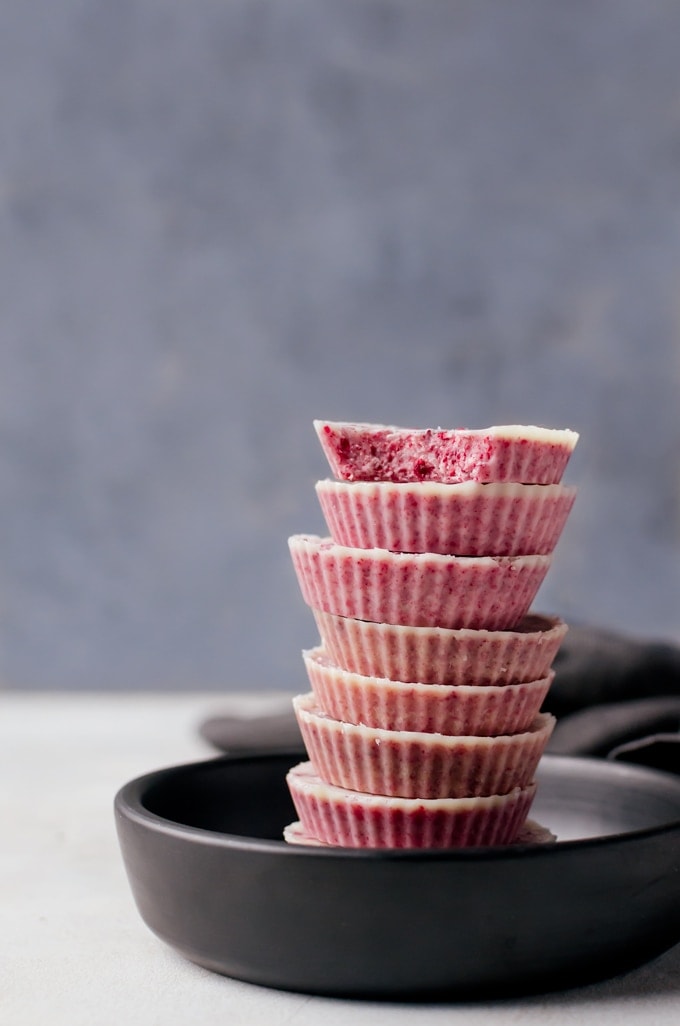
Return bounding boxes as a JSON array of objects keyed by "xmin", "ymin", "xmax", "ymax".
[
  {"xmin": 200, "ymin": 706, "xmax": 305, "ymax": 756},
  {"xmin": 200, "ymin": 624, "xmax": 680, "ymax": 775},
  {"xmin": 547, "ymin": 624, "xmax": 680, "ymax": 774}
]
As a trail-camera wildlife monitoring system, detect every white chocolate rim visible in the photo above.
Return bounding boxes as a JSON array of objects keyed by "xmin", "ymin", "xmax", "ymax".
[
  {"xmin": 315, "ymin": 607, "xmax": 570, "ymax": 640},
  {"xmin": 316, "ymin": 479, "xmax": 577, "ymax": 500},
  {"xmin": 313, "ymin": 608, "xmax": 567, "ymax": 644},
  {"xmin": 289, "ymin": 534, "xmax": 552, "ymax": 571}
]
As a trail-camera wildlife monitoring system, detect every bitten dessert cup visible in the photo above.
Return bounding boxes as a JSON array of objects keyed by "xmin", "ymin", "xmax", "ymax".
[
  {"xmin": 293, "ymin": 693, "xmax": 555, "ymax": 799},
  {"xmin": 287, "ymin": 761, "xmax": 537, "ymax": 848},
  {"xmin": 289, "ymin": 535, "xmax": 551, "ymax": 631},
  {"xmin": 315, "ymin": 420, "xmax": 579, "ymax": 485},
  {"xmin": 303, "ymin": 647, "xmax": 554, "ymax": 736},
  {"xmin": 316, "ymin": 479, "xmax": 577, "ymax": 556},
  {"xmin": 312, "ymin": 609, "xmax": 568, "ymax": 686}
]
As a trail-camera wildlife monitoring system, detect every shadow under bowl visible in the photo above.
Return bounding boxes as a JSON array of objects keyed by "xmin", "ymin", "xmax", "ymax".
[{"xmin": 114, "ymin": 752, "xmax": 680, "ymax": 1000}]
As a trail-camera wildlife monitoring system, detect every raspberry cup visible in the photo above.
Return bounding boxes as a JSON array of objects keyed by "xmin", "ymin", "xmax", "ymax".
[
  {"xmin": 286, "ymin": 761, "xmax": 537, "ymax": 848},
  {"xmin": 283, "ymin": 817, "xmax": 556, "ymax": 847},
  {"xmin": 312, "ymin": 609, "xmax": 567, "ymax": 686},
  {"xmin": 316, "ymin": 479, "xmax": 576, "ymax": 556},
  {"xmin": 293, "ymin": 694, "xmax": 555, "ymax": 799},
  {"xmin": 315, "ymin": 420, "xmax": 578, "ymax": 485},
  {"xmin": 289, "ymin": 535, "xmax": 551, "ymax": 631},
  {"xmin": 303, "ymin": 647, "xmax": 554, "ymax": 737}
]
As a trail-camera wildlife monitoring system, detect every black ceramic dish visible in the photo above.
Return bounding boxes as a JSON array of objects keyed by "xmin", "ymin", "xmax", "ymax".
[{"xmin": 115, "ymin": 752, "xmax": 680, "ymax": 1000}]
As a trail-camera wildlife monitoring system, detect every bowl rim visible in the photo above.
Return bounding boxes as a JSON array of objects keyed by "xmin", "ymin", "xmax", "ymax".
[{"xmin": 114, "ymin": 751, "xmax": 680, "ymax": 860}]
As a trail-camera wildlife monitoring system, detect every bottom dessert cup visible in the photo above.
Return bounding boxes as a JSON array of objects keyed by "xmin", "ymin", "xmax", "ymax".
[
  {"xmin": 286, "ymin": 761, "xmax": 537, "ymax": 849},
  {"xmin": 293, "ymin": 694, "xmax": 555, "ymax": 799},
  {"xmin": 303, "ymin": 647, "xmax": 554, "ymax": 736},
  {"xmin": 312, "ymin": 608, "xmax": 567, "ymax": 686},
  {"xmin": 283, "ymin": 817, "xmax": 556, "ymax": 848}
]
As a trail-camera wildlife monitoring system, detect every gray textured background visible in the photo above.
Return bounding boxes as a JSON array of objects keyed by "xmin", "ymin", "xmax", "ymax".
[{"xmin": 1, "ymin": 0, "xmax": 679, "ymax": 691}]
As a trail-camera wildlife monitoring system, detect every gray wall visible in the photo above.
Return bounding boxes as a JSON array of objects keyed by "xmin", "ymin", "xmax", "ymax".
[{"xmin": 1, "ymin": 0, "xmax": 679, "ymax": 691}]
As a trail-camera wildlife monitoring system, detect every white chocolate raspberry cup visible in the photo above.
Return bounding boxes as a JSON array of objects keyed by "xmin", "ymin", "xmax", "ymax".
[
  {"xmin": 312, "ymin": 609, "xmax": 567, "ymax": 686},
  {"xmin": 286, "ymin": 761, "xmax": 537, "ymax": 848},
  {"xmin": 293, "ymin": 694, "xmax": 555, "ymax": 799},
  {"xmin": 283, "ymin": 817, "xmax": 556, "ymax": 847},
  {"xmin": 316, "ymin": 479, "xmax": 576, "ymax": 557},
  {"xmin": 289, "ymin": 535, "xmax": 551, "ymax": 631},
  {"xmin": 303, "ymin": 648, "xmax": 554, "ymax": 736},
  {"xmin": 315, "ymin": 420, "xmax": 579, "ymax": 485}
]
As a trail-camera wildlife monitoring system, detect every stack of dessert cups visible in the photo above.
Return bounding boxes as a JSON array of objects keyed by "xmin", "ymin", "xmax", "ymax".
[{"xmin": 285, "ymin": 420, "xmax": 579, "ymax": 849}]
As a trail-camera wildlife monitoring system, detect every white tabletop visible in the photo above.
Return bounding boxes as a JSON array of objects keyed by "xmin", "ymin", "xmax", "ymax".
[{"xmin": 3, "ymin": 692, "xmax": 680, "ymax": 1026}]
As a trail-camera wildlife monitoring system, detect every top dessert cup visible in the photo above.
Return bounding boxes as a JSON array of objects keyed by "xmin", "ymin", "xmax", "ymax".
[
  {"xmin": 315, "ymin": 421, "xmax": 578, "ymax": 485},
  {"xmin": 316, "ymin": 479, "xmax": 577, "ymax": 556}
]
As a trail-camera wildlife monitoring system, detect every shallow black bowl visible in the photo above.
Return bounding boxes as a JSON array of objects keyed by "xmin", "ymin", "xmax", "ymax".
[{"xmin": 114, "ymin": 752, "xmax": 680, "ymax": 999}]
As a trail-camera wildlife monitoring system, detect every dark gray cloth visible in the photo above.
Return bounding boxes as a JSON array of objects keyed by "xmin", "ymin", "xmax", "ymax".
[
  {"xmin": 548, "ymin": 624, "xmax": 680, "ymax": 716},
  {"xmin": 547, "ymin": 625, "xmax": 680, "ymax": 773},
  {"xmin": 200, "ymin": 709, "xmax": 304, "ymax": 756}
]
